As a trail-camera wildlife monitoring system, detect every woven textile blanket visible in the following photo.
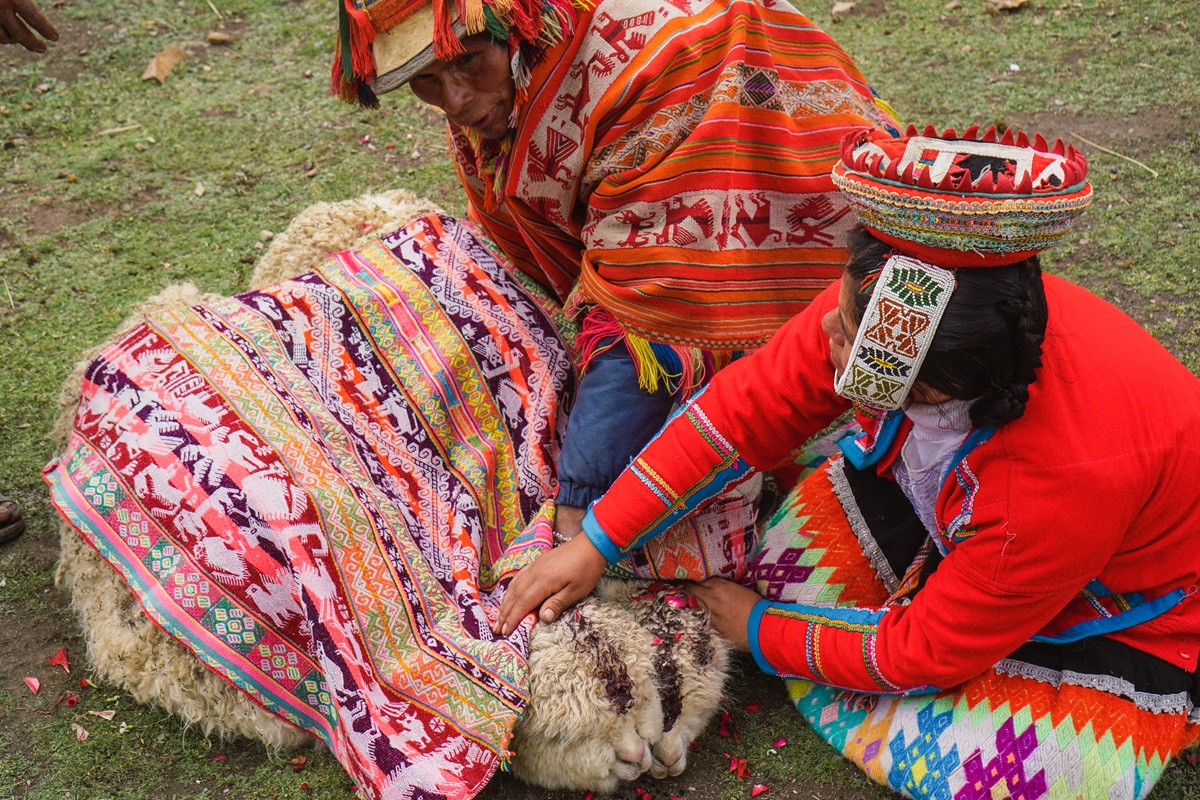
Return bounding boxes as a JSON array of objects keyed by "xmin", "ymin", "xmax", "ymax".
[
  {"xmin": 44, "ymin": 215, "xmax": 574, "ymax": 800},
  {"xmin": 751, "ymin": 463, "xmax": 1200, "ymax": 800}
]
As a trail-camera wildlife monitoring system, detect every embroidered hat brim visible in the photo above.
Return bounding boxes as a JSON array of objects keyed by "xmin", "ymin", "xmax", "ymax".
[
  {"xmin": 371, "ymin": 5, "xmax": 467, "ymax": 94},
  {"xmin": 832, "ymin": 125, "xmax": 1093, "ymax": 267}
]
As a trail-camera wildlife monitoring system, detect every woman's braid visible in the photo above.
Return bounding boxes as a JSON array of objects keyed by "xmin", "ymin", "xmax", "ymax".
[{"xmin": 968, "ymin": 258, "xmax": 1047, "ymax": 428}]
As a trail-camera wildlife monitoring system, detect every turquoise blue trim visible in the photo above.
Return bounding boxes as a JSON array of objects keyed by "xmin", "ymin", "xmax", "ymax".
[
  {"xmin": 768, "ymin": 602, "xmax": 889, "ymax": 628},
  {"xmin": 1030, "ymin": 588, "xmax": 1187, "ymax": 644},
  {"xmin": 939, "ymin": 425, "xmax": 996, "ymax": 485},
  {"xmin": 581, "ymin": 509, "xmax": 624, "ymax": 564},
  {"xmin": 748, "ymin": 600, "xmax": 775, "ymax": 675},
  {"xmin": 838, "ymin": 410, "xmax": 904, "ymax": 470},
  {"xmin": 623, "ymin": 458, "xmax": 752, "ymax": 554}
]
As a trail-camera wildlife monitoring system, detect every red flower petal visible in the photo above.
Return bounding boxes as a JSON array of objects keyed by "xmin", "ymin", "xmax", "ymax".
[
  {"xmin": 291, "ymin": 756, "xmax": 308, "ymax": 772},
  {"xmin": 736, "ymin": 758, "xmax": 751, "ymax": 779},
  {"xmin": 213, "ymin": 753, "xmax": 228, "ymax": 762},
  {"xmin": 773, "ymin": 737, "xmax": 787, "ymax": 748},
  {"xmin": 743, "ymin": 700, "xmax": 760, "ymax": 713},
  {"xmin": 751, "ymin": 785, "xmax": 770, "ymax": 797},
  {"xmin": 582, "ymin": 793, "xmax": 593, "ymax": 800},
  {"xmin": 64, "ymin": 692, "xmax": 79, "ymax": 707},
  {"xmin": 48, "ymin": 646, "xmax": 71, "ymax": 673},
  {"xmin": 24, "ymin": 676, "xmax": 40, "ymax": 695}
]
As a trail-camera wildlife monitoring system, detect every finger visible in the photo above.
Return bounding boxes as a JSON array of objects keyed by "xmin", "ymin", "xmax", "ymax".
[
  {"xmin": 499, "ymin": 574, "xmax": 559, "ymax": 636},
  {"xmin": 538, "ymin": 592, "xmax": 569, "ymax": 624},
  {"xmin": 4, "ymin": 17, "xmax": 45, "ymax": 51},
  {"xmin": 14, "ymin": 0, "xmax": 57, "ymax": 40}
]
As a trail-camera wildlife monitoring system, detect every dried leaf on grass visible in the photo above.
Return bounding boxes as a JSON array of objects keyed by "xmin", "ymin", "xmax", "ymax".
[
  {"xmin": 985, "ymin": 0, "xmax": 1028, "ymax": 11},
  {"xmin": 142, "ymin": 46, "xmax": 186, "ymax": 83},
  {"xmin": 831, "ymin": 1, "xmax": 855, "ymax": 17}
]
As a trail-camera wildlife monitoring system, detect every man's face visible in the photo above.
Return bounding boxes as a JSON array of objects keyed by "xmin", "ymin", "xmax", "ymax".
[{"xmin": 408, "ymin": 34, "xmax": 516, "ymax": 141}]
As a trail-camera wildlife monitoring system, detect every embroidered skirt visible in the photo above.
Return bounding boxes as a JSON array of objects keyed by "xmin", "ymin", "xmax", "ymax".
[{"xmin": 750, "ymin": 458, "xmax": 1200, "ymax": 800}]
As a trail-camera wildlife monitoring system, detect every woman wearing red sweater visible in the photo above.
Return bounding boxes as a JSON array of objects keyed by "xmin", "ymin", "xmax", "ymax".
[{"xmin": 498, "ymin": 126, "xmax": 1200, "ymax": 798}]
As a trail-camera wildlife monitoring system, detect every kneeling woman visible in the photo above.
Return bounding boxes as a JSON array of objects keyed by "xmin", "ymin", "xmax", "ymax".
[{"xmin": 499, "ymin": 126, "xmax": 1200, "ymax": 798}]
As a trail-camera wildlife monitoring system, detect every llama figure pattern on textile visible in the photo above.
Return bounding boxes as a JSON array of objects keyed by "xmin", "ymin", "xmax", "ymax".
[{"xmin": 47, "ymin": 215, "xmax": 573, "ymax": 800}]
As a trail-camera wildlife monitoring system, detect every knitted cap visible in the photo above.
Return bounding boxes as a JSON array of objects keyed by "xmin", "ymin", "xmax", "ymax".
[{"xmin": 832, "ymin": 124, "xmax": 1093, "ymax": 267}]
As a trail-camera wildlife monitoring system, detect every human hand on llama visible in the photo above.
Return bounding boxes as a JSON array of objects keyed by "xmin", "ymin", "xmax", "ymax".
[
  {"xmin": 494, "ymin": 525, "xmax": 607, "ymax": 635},
  {"xmin": 684, "ymin": 577, "xmax": 760, "ymax": 652}
]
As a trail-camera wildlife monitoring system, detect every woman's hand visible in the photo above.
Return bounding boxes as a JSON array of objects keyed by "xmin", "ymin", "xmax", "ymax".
[
  {"xmin": 684, "ymin": 578, "xmax": 762, "ymax": 652},
  {"xmin": 494, "ymin": 531, "xmax": 607, "ymax": 636}
]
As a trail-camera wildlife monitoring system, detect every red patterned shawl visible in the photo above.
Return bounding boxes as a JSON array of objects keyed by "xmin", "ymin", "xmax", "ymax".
[{"xmin": 452, "ymin": 0, "xmax": 900, "ymax": 389}]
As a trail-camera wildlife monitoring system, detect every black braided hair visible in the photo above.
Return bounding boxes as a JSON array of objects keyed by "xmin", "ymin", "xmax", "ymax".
[{"xmin": 843, "ymin": 225, "xmax": 1048, "ymax": 428}]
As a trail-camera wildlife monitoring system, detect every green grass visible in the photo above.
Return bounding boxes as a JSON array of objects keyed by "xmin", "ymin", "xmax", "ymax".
[{"xmin": 2, "ymin": 0, "xmax": 1199, "ymax": 797}]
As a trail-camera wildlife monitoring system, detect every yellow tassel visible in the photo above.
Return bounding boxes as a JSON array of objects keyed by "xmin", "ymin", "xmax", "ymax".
[
  {"xmin": 464, "ymin": 0, "xmax": 485, "ymax": 35},
  {"xmin": 626, "ymin": 334, "xmax": 677, "ymax": 393}
]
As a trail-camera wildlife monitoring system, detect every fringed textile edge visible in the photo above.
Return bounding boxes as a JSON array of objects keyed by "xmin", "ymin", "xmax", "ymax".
[{"xmin": 574, "ymin": 305, "xmax": 734, "ymax": 397}]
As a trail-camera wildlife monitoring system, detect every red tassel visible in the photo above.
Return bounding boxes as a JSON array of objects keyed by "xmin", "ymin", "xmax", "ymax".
[
  {"xmin": 507, "ymin": 0, "xmax": 540, "ymax": 44},
  {"xmin": 1034, "ymin": 133, "xmax": 1048, "ymax": 152},
  {"xmin": 1016, "ymin": 130, "xmax": 1030, "ymax": 148},
  {"xmin": 343, "ymin": 0, "xmax": 377, "ymax": 82},
  {"xmin": 941, "ymin": 127, "xmax": 957, "ymax": 140},
  {"xmin": 1000, "ymin": 127, "xmax": 1015, "ymax": 146},
  {"xmin": 432, "ymin": 0, "xmax": 465, "ymax": 59},
  {"xmin": 962, "ymin": 125, "xmax": 980, "ymax": 141},
  {"xmin": 922, "ymin": 123, "xmax": 937, "ymax": 138}
]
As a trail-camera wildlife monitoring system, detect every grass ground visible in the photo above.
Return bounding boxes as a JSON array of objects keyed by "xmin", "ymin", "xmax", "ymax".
[{"xmin": 1, "ymin": 0, "xmax": 1198, "ymax": 798}]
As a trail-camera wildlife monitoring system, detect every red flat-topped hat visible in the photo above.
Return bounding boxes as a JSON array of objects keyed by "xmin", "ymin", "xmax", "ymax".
[{"xmin": 832, "ymin": 124, "xmax": 1093, "ymax": 267}]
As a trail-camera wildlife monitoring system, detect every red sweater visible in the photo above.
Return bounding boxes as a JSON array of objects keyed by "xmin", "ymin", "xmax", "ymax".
[{"xmin": 582, "ymin": 275, "xmax": 1200, "ymax": 693}]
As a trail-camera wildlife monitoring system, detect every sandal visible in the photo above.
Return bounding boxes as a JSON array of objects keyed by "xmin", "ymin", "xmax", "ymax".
[{"xmin": 0, "ymin": 492, "xmax": 25, "ymax": 546}]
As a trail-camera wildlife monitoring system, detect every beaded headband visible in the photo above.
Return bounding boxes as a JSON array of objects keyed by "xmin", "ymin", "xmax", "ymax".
[
  {"xmin": 831, "ymin": 126, "xmax": 1092, "ymax": 408},
  {"xmin": 834, "ymin": 254, "xmax": 956, "ymax": 409}
]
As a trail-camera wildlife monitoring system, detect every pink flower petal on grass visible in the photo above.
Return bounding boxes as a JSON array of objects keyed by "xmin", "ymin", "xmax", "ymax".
[
  {"xmin": 24, "ymin": 676, "xmax": 40, "ymax": 695},
  {"xmin": 48, "ymin": 646, "xmax": 71, "ymax": 673},
  {"xmin": 72, "ymin": 723, "xmax": 89, "ymax": 742},
  {"xmin": 773, "ymin": 737, "xmax": 787, "ymax": 748},
  {"xmin": 213, "ymin": 753, "xmax": 228, "ymax": 762},
  {"xmin": 736, "ymin": 758, "xmax": 751, "ymax": 779},
  {"xmin": 88, "ymin": 710, "xmax": 116, "ymax": 721},
  {"xmin": 64, "ymin": 692, "xmax": 79, "ymax": 707},
  {"xmin": 751, "ymin": 785, "xmax": 770, "ymax": 797}
]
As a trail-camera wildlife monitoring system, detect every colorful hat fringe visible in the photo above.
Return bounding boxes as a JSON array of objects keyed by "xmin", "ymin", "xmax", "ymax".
[
  {"xmin": 832, "ymin": 124, "xmax": 1093, "ymax": 267},
  {"xmin": 332, "ymin": 0, "xmax": 583, "ymax": 108}
]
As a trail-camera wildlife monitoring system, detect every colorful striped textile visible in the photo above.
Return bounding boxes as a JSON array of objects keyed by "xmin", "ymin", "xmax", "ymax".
[
  {"xmin": 44, "ymin": 213, "xmax": 763, "ymax": 800},
  {"xmin": 454, "ymin": 0, "xmax": 901, "ymax": 390},
  {"xmin": 751, "ymin": 465, "xmax": 1200, "ymax": 800},
  {"xmin": 44, "ymin": 215, "xmax": 574, "ymax": 800}
]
